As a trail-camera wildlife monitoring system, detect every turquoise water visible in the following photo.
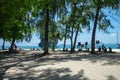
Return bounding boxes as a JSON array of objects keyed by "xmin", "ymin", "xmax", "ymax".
[
  {"xmin": 0, "ymin": 46, "xmax": 40, "ymax": 50},
  {"xmin": 0, "ymin": 43, "xmax": 120, "ymax": 50}
]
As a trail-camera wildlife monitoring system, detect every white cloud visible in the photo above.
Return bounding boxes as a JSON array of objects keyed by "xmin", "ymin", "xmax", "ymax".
[{"xmin": 110, "ymin": 33, "xmax": 116, "ymax": 37}]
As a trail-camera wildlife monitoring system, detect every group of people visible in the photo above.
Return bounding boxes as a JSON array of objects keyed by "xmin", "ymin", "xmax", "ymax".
[{"xmin": 98, "ymin": 44, "xmax": 112, "ymax": 52}]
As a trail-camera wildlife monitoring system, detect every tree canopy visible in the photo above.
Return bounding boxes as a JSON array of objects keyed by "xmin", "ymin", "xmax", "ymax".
[{"xmin": 0, "ymin": 0, "xmax": 120, "ymax": 53}]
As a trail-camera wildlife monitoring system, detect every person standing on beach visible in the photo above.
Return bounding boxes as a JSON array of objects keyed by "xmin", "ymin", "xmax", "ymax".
[
  {"xmin": 102, "ymin": 44, "xmax": 107, "ymax": 52},
  {"xmin": 102, "ymin": 44, "xmax": 105, "ymax": 51}
]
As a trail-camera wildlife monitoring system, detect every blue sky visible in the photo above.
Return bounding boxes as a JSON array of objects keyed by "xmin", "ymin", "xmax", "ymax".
[{"xmin": 0, "ymin": 11, "xmax": 120, "ymax": 47}]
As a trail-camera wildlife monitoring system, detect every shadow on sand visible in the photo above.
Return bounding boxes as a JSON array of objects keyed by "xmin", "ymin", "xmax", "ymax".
[
  {"xmin": 2, "ymin": 68, "xmax": 90, "ymax": 80},
  {"xmin": 0, "ymin": 51, "xmax": 120, "ymax": 80}
]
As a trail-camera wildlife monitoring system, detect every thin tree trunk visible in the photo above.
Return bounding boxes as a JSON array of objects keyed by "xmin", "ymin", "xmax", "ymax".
[
  {"xmin": 91, "ymin": 1, "xmax": 101, "ymax": 54},
  {"xmin": 72, "ymin": 2, "xmax": 85, "ymax": 52},
  {"xmin": 63, "ymin": 26, "xmax": 67, "ymax": 51},
  {"xmin": 70, "ymin": 27, "xmax": 74, "ymax": 53},
  {"xmin": 2, "ymin": 39, "xmax": 5, "ymax": 50},
  {"xmin": 9, "ymin": 39, "xmax": 15, "ymax": 51},
  {"xmin": 43, "ymin": 6, "xmax": 49, "ymax": 55},
  {"xmin": 14, "ymin": 43, "xmax": 17, "ymax": 49},
  {"xmin": 52, "ymin": 39, "xmax": 55, "ymax": 51},
  {"xmin": 72, "ymin": 28, "xmax": 79, "ymax": 52}
]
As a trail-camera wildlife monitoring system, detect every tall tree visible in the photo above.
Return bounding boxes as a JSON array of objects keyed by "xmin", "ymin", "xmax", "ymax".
[
  {"xmin": 65, "ymin": 0, "xmax": 90, "ymax": 53},
  {"xmin": 91, "ymin": 0, "xmax": 102, "ymax": 54},
  {"xmin": 0, "ymin": 0, "xmax": 36, "ymax": 51},
  {"xmin": 72, "ymin": 0, "xmax": 87, "ymax": 52},
  {"xmin": 33, "ymin": 0, "xmax": 67, "ymax": 55},
  {"xmin": 91, "ymin": 0, "xmax": 120, "ymax": 54},
  {"xmin": 43, "ymin": 3, "xmax": 49, "ymax": 55}
]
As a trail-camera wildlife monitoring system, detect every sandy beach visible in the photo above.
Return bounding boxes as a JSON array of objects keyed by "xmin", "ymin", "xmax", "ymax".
[{"xmin": 0, "ymin": 50, "xmax": 120, "ymax": 80}]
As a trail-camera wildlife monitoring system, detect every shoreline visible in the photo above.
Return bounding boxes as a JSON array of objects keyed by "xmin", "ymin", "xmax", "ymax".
[{"xmin": 1, "ymin": 48, "xmax": 120, "ymax": 53}]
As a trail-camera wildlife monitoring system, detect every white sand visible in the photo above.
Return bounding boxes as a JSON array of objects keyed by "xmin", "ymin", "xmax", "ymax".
[
  {"xmin": 112, "ymin": 49, "xmax": 120, "ymax": 53},
  {"xmin": 1, "ymin": 51, "xmax": 120, "ymax": 80}
]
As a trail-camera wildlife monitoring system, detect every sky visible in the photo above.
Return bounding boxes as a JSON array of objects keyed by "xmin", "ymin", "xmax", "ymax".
[{"xmin": 0, "ymin": 11, "xmax": 120, "ymax": 47}]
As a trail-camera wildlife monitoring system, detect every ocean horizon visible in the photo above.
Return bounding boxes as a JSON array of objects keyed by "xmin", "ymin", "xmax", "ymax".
[{"xmin": 0, "ymin": 43, "xmax": 120, "ymax": 50}]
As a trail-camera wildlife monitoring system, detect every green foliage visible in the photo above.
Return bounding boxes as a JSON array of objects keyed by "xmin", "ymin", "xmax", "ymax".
[
  {"xmin": 0, "ymin": 0, "xmax": 120, "ymax": 51},
  {"xmin": 0, "ymin": 0, "xmax": 36, "ymax": 43}
]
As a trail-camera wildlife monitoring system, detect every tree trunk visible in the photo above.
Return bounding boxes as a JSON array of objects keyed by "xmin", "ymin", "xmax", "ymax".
[
  {"xmin": 72, "ymin": 2, "xmax": 85, "ymax": 52},
  {"xmin": 91, "ymin": 2, "xmax": 101, "ymax": 54},
  {"xmin": 70, "ymin": 27, "xmax": 74, "ymax": 53},
  {"xmin": 52, "ymin": 39, "xmax": 55, "ymax": 51},
  {"xmin": 72, "ymin": 1, "xmax": 86, "ymax": 52},
  {"xmin": 2, "ymin": 39, "xmax": 5, "ymax": 50},
  {"xmin": 43, "ymin": 6, "xmax": 49, "ymax": 55},
  {"xmin": 9, "ymin": 39, "xmax": 15, "ymax": 51},
  {"xmin": 52, "ymin": 44, "xmax": 55, "ymax": 51},
  {"xmin": 63, "ymin": 26, "xmax": 67, "ymax": 51},
  {"xmin": 14, "ymin": 43, "xmax": 17, "ymax": 49},
  {"xmin": 72, "ymin": 28, "xmax": 79, "ymax": 52}
]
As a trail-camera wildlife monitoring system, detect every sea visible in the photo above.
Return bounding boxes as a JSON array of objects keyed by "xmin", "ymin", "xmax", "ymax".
[{"xmin": 0, "ymin": 43, "xmax": 120, "ymax": 50}]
